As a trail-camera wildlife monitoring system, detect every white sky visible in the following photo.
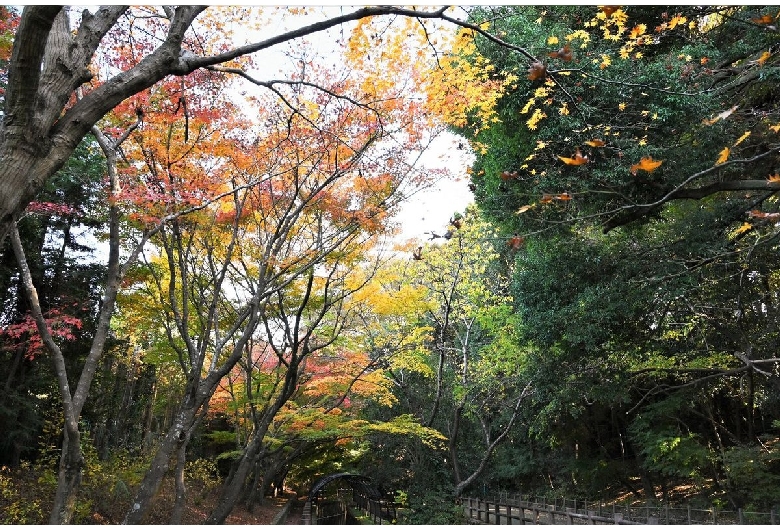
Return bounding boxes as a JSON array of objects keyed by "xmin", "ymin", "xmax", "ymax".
[{"xmin": 231, "ymin": 6, "xmax": 476, "ymax": 245}]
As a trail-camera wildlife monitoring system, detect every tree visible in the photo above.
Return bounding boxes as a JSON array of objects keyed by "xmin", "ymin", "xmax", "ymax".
[
  {"xmin": 0, "ymin": 5, "xmax": 516, "ymax": 244},
  {"xmin": 370, "ymin": 209, "xmax": 532, "ymax": 500},
  {"xmin": 0, "ymin": 6, "xmax": 522, "ymax": 522},
  {"xmin": 455, "ymin": 6, "xmax": 780, "ymax": 504}
]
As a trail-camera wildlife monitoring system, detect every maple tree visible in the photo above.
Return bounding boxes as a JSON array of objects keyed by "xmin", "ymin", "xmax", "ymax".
[{"xmin": 0, "ymin": 6, "xmax": 520, "ymax": 523}]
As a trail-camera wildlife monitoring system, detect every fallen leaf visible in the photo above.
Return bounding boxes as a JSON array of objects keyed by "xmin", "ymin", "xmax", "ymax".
[
  {"xmin": 752, "ymin": 14, "xmax": 775, "ymax": 25},
  {"xmin": 549, "ymin": 44, "xmax": 573, "ymax": 62},
  {"xmin": 702, "ymin": 105, "xmax": 738, "ymax": 126},
  {"xmin": 528, "ymin": 61, "xmax": 548, "ymax": 81},
  {"xmin": 558, "ymin": 149, "xmax": 588, "ymax": 166},
  {"xmin": 630, "ymin": 156, "xmax": 663, "ymax": 175},
  {"xmin": 508, "ymin": 235, "xmax": 525, "ymax": 249},
  {"xmin": 749, "ymin": 209, "xmax": 780, "ymax": 220},
  {"xmin": 716, "ymin": 147, "xmax": 730, "ymax": 165}
]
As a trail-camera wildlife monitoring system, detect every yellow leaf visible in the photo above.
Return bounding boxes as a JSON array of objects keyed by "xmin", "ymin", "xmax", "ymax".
[
  {"xmin": 732, "ymin": 222, "xmax": 752, "ymax": 236},
  {"xmin": 733, "ymin": 131, "xmax": 751, "ymax": 146},
  {"xmin": 630, "ymin": 156, "xmax": 663, "ymax": 175},
  {"xmin": 716, "ymin": 147, "xmax": 730, "ymax": 165},
  {"xmin": 629, "ymin": 24, "xmax": 647, "ymax": 40},
  {"xmin": 768, "ymin": 173, "xmax": 780, "ymax": 183},
  {"xmin": 516, "ymin": 204, "xmax": 536, "ymax": 214},
  {"xmin": 618, "ymin": 102, "xmax": 627, "ymax": 111},
  {"xmin": 756, "ymin": 51, "xmax": 772, "ymax": 66},
  {"xmin": 669, "ymin": 15, "xmax": 687, "ymax": 29},
  {"xmin": 547, "ymin": 35, "xmax": 559, "ymax": 45},
  {"xmin": 585, "ymin": 139, "xmax": 606, "ymax": 147},
  {"xmin": 770, "ymin": 123, "xmax": 780, "ymax": 133}
]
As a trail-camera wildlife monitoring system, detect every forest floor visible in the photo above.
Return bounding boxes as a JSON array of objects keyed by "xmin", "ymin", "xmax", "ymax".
[{"xmin": 132, "ymin": 481, "xmax": 306, "ymax": 525}]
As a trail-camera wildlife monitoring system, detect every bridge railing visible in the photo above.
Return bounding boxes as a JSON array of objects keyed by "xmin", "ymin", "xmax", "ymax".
[
  {"xmin": 462, "ymin": 495, "xmax": 780, "ymax": 525},
  {"xmin": 353, "ymin": 490, "xmax": 396, "ymax": 524}
]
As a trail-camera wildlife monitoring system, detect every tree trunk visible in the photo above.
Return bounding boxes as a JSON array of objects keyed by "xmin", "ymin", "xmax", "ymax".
[
  {"xmin": 205, "ymin": 428, "xmax": 266, "ymax": 524},
  {"xmin": 169, "ymin": 441, "xmax": 188, "ymax": 525},
  {"xmin": 49, "ymin": 426, "xmax": 83, "ymax": 524},
  {"xmin": 122, "ymin": 404, "xmax": 197, "ymax": 524}
]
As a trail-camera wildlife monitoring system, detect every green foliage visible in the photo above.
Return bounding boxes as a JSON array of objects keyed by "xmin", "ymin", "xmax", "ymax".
[
  {"xmin": 721, "ymin": 441, "xmax": 780, "ymax": 509},
  {"xmin": 0, "ymin": 464, "xmax": 45, "ymax": 524},
  {"xmin": 398, "ymin": 487, "xmax": 467, "ymax": 525}
]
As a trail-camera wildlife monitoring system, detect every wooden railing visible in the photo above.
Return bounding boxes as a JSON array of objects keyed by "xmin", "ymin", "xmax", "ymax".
[
  {"xmin": 462, "ymin": 495, "xmax": 780, "ymax": 525},
  {"xmin": 462, "ymin": 497, "xmax": 641, "ymax": 525},
  {"xmin": 353, "ymin": 490, "xmax": 396, "ymax": 524}
]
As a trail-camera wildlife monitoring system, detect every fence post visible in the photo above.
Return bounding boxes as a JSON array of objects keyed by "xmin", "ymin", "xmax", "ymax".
[
  {"xmin": 738, "ymin": 508, "xmax": 743, "ymax": 524},
  {"xmin": 713, "ymin": 506, "xmax": 717, "ymax": 524},
  {"xmin": 772, "ymin": 508, "xmax": 776, "ymax": 525},
  {"xmin": 687, "ymin": 505, "xmax": 692, "ymax": 524}
]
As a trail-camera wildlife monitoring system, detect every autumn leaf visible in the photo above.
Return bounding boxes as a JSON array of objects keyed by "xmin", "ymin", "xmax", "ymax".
[
  {"xmin": 756, "ymin": 51, "xmax": 772, "ymax": 66},
  {"xmin": 749, "ymin": 210, "xmax": 780, "ymax": 220},
  {"xmin": 516, "ymin": 204, "xmax": 536, "ymax": 214},
  {"xmin": 772, "ymin": 123, "xmax": 780, "ymax": 133},
  {"xmin": 733, "ymin": 131, "xmax": 751, "ymax": 146},
  {"xmin": 599, "ymin": 6, "xmax": 620, "ymax": 17},
  {"xmin": 555, "ymin": 192, "xmax": 573, "ymax": 201},
  {"xmin": 630, "ymin": 156, "xmax": 663, "ymax": 175},
  {"xmin": 508, "ymin": 235, "xmax": 525, "ymax": 249},
  {"xmin": 767, "ymin": 173, "xmax": 780, "ymax": 183},
  {"xmin": 548, "ymin": 44, "xmax": 573, "ymax": 62},
  {"xmin": 716, "ymin": 147, "xmax": 730, "ymax": 165},
  {"xmin": 527, "ymin": 61, "xmax": 547, "ymax": 81},
  {"xmin": 500, "ymin": 170, "xmax": 519, "ymax": 181},
  {"xmin": 668, "ymin": 14, "xmax": 687, "ymax": 30},
  {"xmin": 732, "ymin": 222, "xmax": 753, "ymax": 236},
  {"xmin": 558, "ymin": 149, "xmax": 588, "ymax": 166},
  {"xmin": 752, "ymin": 14, "xmax": 775, "ymax": 25},
  {"xmin": 629, "ymin": 24, "xmax": 647, "ymax": 40},
  {"xmin": 584, "ymin": 139, "xmax": 606, "ymax": 147},
  {"xmin": 702, "ymin": 105, "xmax": 738, "ymax": 126}
]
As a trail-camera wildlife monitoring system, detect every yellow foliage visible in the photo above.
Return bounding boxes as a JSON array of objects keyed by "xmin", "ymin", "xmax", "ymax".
[
  {"xmin": 565, "ymin": 29, "xmax": 592, "ymax": 48},
  {"xmin": 733, "ymin": 131, "xmax": 751, "ymax": 146},
  {"xmin": 527, "ymin": 108, "xmax": 547, "ymax": 130},
  {"xmin": 716, "ymin": 146, "xmax": 730, "ymax": 165}
]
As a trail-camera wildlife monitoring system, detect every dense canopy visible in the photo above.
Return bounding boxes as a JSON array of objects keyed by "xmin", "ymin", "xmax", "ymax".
[{"xmin": 1, "ymin": 5, "xmax": 780, "ymax": 525}]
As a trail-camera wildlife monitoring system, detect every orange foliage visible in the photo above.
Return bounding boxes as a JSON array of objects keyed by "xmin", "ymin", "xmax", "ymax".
[
  {"xmin": 558, "ymin": 149, "xmax": 589, "ymax": 166},
  {"xmin": 630, "ymin": 156, "xmax": 663, "ymax": 175},
  {"xmin": 549, "ymin": 44, "xmax": 574, "ymax": 62},
  {"xmin": 528, "ymin": 61, "xmax": 548, "ymax": 81}
]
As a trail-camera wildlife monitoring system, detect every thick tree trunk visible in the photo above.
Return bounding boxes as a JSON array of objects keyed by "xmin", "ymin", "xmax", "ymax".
[
  {"xmin": 205, "ymin": 428, "xmax": 266, "ymax": 524},
  {"xmin": 122, "ymin": 404, "xmax": 197, "ymax": 524},
  {"xmin": 169, "ymin": 441, "xmax": 188, "ymax": 525},
  {"xmin": 49, "ymin": 426, "xmax": 83, "ymax": 524}
]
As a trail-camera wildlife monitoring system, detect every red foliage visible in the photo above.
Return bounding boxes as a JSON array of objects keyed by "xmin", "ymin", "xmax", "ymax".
[{"xmin": 1, "ymin": 308, "xmax": 84, "ymax": 360}]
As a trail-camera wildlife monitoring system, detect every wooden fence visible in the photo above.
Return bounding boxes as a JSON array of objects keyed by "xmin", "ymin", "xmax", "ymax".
[{"xmin": 462, "ymin": 495, "xmax": 780, "ymax": 525}]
